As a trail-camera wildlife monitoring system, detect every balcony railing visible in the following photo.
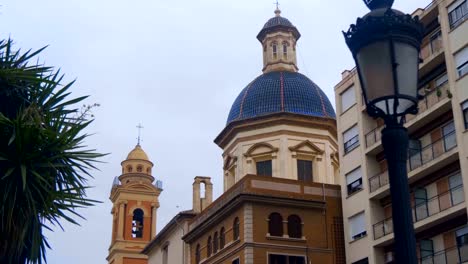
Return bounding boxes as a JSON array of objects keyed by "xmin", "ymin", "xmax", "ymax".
[
  {"xmin": 365, "ymin": 125, "xmax": 384, "ymax": 148},
  {"xmin": 413, "ymin": 184, "xmax": 465, "ymax": 222},
  {"xmin": 369, "ymin": 170, "xmax": 389, "ymax": 193},
  {"xmin": 373, "ymin": 185, "xmax": 465, "ymax": 240},
  {"xmin": 373, "ymin": 217, "xmax": 393, "ymax": 240},
  {"xmin": 406, "ymin": 83, "xmax": 449, "ymax": 123},
  {"xmin": 420, "ymin": 30, "xmax": 443, "ymax": 62},
  {"xmin": 409, "ymin": 130, "xmax": 457, "ymax": 171},
  {"xmin": 420, "ymin": 246, "xmax": 468, "ymax": 264}
]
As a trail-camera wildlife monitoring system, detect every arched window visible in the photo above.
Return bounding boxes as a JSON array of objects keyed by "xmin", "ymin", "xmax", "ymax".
[
  {"xmin": 207, "ymin": 236, "xmax": 212, "ymax": 257},
  {"xmin": 233, "ymin": 217, "xmax": 240, "ymax": 240},
  {"xmin": 272, "ymin": 43, "xmax": 278, "ymax": 60},
  {"xmin": 127, "ymin": 165, "xmax": 133, "ymax": 173},
  {"xmin": 213, "ymin": 232, "xmax": 218, "ymax": 253},
  {"xmin": 137, "ymin": 165, "xmax": 143, "ymax": 172},
  {"xmin": 282, "ymin": 42, "xmax": 288, "ymax": 60},
  {"xmin": 195, "ymin": 244, "xmax": 201, "ymax": 264},
  {"xmin": 220, "ymin": 227, "xmax": 225, "ymax": 249},
  {"xmin": 132, "ymin": 209, "xmax": 144, "ymax": 238},
  {"xmin": 268, "ymin": 213, "xmax": 283, "ymax": 237},
  {"xmin": 288, "ymin": 215, "xmax": 302, "ymax": 238}
]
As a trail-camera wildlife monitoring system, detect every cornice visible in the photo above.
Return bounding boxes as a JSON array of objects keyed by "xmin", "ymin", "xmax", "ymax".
[{"xmin": 215, "ymin": 113, "xmax": 337, "ymax": 149}]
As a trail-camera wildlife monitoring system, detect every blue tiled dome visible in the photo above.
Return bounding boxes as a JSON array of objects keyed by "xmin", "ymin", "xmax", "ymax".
[
  {"xmin": 227, "ymin": 71, "xmax": 336, "ymax": 124},
  {"xmin": 257, "ymin": 11, "xmax": 301, "ymax": 41},
  {"xmin": 263, "ymin": 16, "xmax": 294, "ymax": 29}
]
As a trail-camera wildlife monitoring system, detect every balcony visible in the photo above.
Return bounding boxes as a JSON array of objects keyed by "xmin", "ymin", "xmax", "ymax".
[
  {"xmin": 420, "ymin": 246, "xmax": 468, "ymax": 264},
  {"xmin": 365, "ymin": 126, "xmax": 384, "ymax": 149},
  {"xmin": 368, "ymin": 129, "xmax": 457, "ymax": 197},
  {"xmin": 365, "ymin": 84, "xmax": 451, "ymax": 154},
  {"xmin": 406, "ymin": 83, "xmax": 450, "ymax": 124},
  {"xmin": 419, "ymin": 30, "xmax": 444, "ymax": 76},
  {"xmin": 408, "ymin": 130, "xmax": 457, "ymax": 171},
  {"xmin": 369, "ymin": 171, "xmax": 389, "ymax": 193},
  {"xmin": 373, "ymin": 184, "xmax": 465, "ymax": 241}
]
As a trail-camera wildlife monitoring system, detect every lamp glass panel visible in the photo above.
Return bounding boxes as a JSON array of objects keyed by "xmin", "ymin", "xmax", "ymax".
[
  {"xmin": 394, "ymin": 42, "xmax": 419, "ymax": 114},
  {"xmin": 356, "ymin": 41, "xmax": 394, "ymax": 107}
]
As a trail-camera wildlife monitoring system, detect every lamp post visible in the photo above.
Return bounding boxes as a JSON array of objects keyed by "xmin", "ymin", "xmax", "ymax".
[{"xmin": 343, "ymin": 0, "xmax": 424, "ymax": 263}]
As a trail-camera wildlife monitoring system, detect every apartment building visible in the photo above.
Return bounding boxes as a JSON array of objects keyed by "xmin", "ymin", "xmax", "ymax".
[{"xmin": 334, "ymin": 0, "xmax": 468, "ymax": 263}]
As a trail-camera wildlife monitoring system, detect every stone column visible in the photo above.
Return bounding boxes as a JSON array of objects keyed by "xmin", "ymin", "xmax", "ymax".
[
  {"xmin": 117, "ymin": 201, "xmax": 127, "ymax": 240},
  {"xmin": 151, "ymin": 203, "xmax": 158, "ymax": 238}
]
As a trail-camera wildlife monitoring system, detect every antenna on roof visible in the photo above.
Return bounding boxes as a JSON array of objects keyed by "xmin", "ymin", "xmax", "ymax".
[{"xmin": 136, "ymin": 123, "xmax": 144, "ymax": 145}]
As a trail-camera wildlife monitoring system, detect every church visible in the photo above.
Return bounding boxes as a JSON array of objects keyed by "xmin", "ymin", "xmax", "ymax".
[{"xmin": 106, "ymin": 7, "xmax": 345, "ymax": 264}]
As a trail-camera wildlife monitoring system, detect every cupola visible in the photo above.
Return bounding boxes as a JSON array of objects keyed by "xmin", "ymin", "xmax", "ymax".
[
  {"xmin": 257, "ymin": 8, "xmax": 301, "ymax": 73},
  {"xmin": 119, "ymin": 144, "xmax": 155, "ymax": 185}
]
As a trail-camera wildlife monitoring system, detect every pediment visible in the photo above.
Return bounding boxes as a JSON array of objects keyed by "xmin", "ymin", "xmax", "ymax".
[
  {"xmin": 223, "ymin": 155, "xmax": 238, "ymax": 170},
  {"xmin": 289, "ymin": 140, "xmax": 324, "ymax": 155},
  {"xmin": 244, "ymin": 142, "xmax": 279, "ymax": 157}
]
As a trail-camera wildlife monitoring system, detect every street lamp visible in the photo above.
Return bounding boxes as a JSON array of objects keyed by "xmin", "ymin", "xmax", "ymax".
[{"xmin": 343, "ymin": 0, "xmax": 424, "ymax": 263}]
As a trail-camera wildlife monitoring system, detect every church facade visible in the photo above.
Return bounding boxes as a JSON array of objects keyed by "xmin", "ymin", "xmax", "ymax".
[
  {"xmin": 181, "ymin": 8, "xmax": 344, "ymax": 264},
  {"xmin": 111, "ymin": 7, "xmax": 345, "ymax": 264}
]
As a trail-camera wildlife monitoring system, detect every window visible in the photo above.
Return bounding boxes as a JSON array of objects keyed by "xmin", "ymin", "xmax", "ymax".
[
  {"xmin": 256, "ymin": 160, "xmax": 272, "ymax": 177},
  {"xmin": 232, "ymin": 259, "xmax": 240, "ymax": 264},
  {"xmin": 272, "ymin": 43, "xmax": 278, "ymax": 60},
  {"xmin": 233, "ymin": 217, "xmax": 240, "ymax": 240},
  {"xmin": 297, "ymin": 160, "xmax": 313, "ymax": 182},
  {"xmin": 349, "ymin": 212, "xmax": 366, "ymax": 241},
  {"xmin": 346, "ymin": 167, "xmax": 363, "ymax": 195},
  {"xmin": 207, "ymin": 236, "xmax": 212, "ymax": 257},
  {"xmin": 268, "ymin": 213, "xmax": 283, "ymax": 237},
  {"xmin": 162, "ymin": 245, "xmax": 169, "ymax": 264},
  {"xmin": 343, "ymin": 125, "xmax": 359, "ymax": 154},
  {"xmin": 352, "ymin": 258, "xmax": 369, "ymax": 264},
  {"xmin": 213, "ymin": 232, "xmax": 218, "ymax": 253},
  {"xmin": 220, "ymin": 227, "xmax": 225, "ymax": 249},
  {"xmin": 450, "ymin": 172, "xmax": 464, "ymax": 205},
  {"xmin": 420, "ymin": 239, "xmax": 434, "ymax": 260},
  {"xmin": 287, "ymin": 215, "xmax": 302, "ymax": 238},
  {"xmin": 457, "ymin": 226, "xmax": 468, "ymax": 262},
  {"xmin": 282, "ymin": 42, "xmax": 288, "ymax": 60},
  {"xmin": 414, "ymin": 188, "xmax": 429, "ymax": 221},
  {"xmin": 443, "ymin": 121, "xmax": 456, "ymax": 151},
  {"xmin": 462, "ymin": 101, "xmax": 468, "ymax": 129},
  {"xmin": 341, "ymin": 86, "xmax": 356, "ymax": 113},
  {"xmin": 435, "ymin": 72, "xmax": 448, "ymax": 88},
  {"xmin": 195, "ymin": 244, "xmax": 201, "ymax": 264},
  {"xmin": 269, "ymin": 254, "xmax": 305, "ymax": 264},
  {"xmin": 131, "ymin": 209, "xmax": 144, "ymax": 238},
  {"xmin": 455, "ymin": 46, "xmax": 468, "ymax": 77},
  {"xmin": 448, "ymin": 0, "xmax": 467, "ymax": 28}
]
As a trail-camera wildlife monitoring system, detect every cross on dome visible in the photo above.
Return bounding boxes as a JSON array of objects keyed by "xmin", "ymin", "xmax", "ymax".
[{"xmin": 274, "ymin": 0, "xmax": 281, "ymax": 16}]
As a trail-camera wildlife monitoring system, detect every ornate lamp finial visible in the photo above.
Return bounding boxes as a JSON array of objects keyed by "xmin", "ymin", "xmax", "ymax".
[{"xmin": 364, "ymin": 0, "xmax": 394, "ymax": 10}]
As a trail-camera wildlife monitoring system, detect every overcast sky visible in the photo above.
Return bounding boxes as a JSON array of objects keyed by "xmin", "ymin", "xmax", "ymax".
[{"xmin": 0, "ymin": 0, "xmax": 431, "ymax": 263}]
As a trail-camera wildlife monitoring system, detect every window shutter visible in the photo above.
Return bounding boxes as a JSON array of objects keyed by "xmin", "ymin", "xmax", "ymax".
[
  {"xmin": 349, "ymin": 212, "xmax": 366, "ymax": 238},
  {"xmin": 341, "ymin": 86, "xmax": 356, "ymax": 112},
  {"xmin": 346, "ymin": 167, "xmax": 362, "ymax": 184},
  {"xmin": 455, "ymin": 47, "xmax": 468, "ymax": 68},
  {"xmin": 343, "ymin": 125, "xmax": 358, "ymax": 142},
  {"xmin": 448, "ymin": 0, "xmax": 467, "ymax": 13}
]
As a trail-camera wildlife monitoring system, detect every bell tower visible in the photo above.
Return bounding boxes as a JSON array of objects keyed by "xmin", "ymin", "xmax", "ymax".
[{"xmin": 107, "ymin": 144, "xmax": 163, "ymax": 264}]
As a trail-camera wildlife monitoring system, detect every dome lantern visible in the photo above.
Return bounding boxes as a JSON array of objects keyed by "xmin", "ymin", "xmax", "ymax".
[{"xmin": 257, "ymin": 9, "xmax": 301, "ymax": 73}]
